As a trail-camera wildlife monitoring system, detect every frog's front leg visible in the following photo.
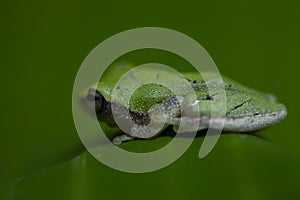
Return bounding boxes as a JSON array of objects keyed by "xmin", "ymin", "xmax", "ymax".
[{"xmin": 113, "ymin": 134, "xmax": 134, "ymax": 145}]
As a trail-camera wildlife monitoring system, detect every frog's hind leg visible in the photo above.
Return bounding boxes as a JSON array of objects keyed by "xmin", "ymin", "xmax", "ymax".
[{"xmin": 113, "ymin": 134, "xmax": 134, "ymax": 145}]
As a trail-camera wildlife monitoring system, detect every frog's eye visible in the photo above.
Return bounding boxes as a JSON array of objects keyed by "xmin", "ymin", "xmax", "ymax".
[{"xmin": 87, "ymin": 89, "xmax": 106, "ymax": 113}]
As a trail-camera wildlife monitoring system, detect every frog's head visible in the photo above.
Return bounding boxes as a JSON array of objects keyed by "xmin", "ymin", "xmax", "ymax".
[{"xmin": 86, "ymin": 88, "xmax": 110, "ymax": 113}]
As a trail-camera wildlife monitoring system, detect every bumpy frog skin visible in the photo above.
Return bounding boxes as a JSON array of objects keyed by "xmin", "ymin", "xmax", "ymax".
[{"xmin": 86, "ymin": 65, "xmax": 287, "ymax": 144}]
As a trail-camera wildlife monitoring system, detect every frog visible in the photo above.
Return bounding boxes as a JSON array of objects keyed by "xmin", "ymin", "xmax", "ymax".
[{"xmin": 86, "ymin": 64, "xmax": 287, "ymax": 145}]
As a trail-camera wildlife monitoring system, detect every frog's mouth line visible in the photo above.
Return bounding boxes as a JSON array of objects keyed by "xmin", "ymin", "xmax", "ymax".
[{"xmin": 82, "ymin": 86, "xmax": 287, "ymax": 129}]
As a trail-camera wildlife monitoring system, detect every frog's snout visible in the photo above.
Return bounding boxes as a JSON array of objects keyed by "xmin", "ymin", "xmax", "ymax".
[{"xmin": 86, "ymin": 89, "xmax": 104, "ymax": 113}]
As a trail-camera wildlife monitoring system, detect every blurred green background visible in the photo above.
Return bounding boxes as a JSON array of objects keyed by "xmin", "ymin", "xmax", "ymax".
[{"xmin": 1, "ymin": 0, "xmax": 299, "ymax": 199}]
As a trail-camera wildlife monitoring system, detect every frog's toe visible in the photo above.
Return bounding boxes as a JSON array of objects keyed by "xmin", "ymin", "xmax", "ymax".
[{"xmin": 113, "ymin": 134, "xmax": 134, "ymax": 145}]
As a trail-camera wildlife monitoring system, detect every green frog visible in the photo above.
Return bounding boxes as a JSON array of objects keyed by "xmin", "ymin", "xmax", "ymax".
[{"xmin": 86, "ymin": 64, "xmax": 287, "ymax": 144}]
